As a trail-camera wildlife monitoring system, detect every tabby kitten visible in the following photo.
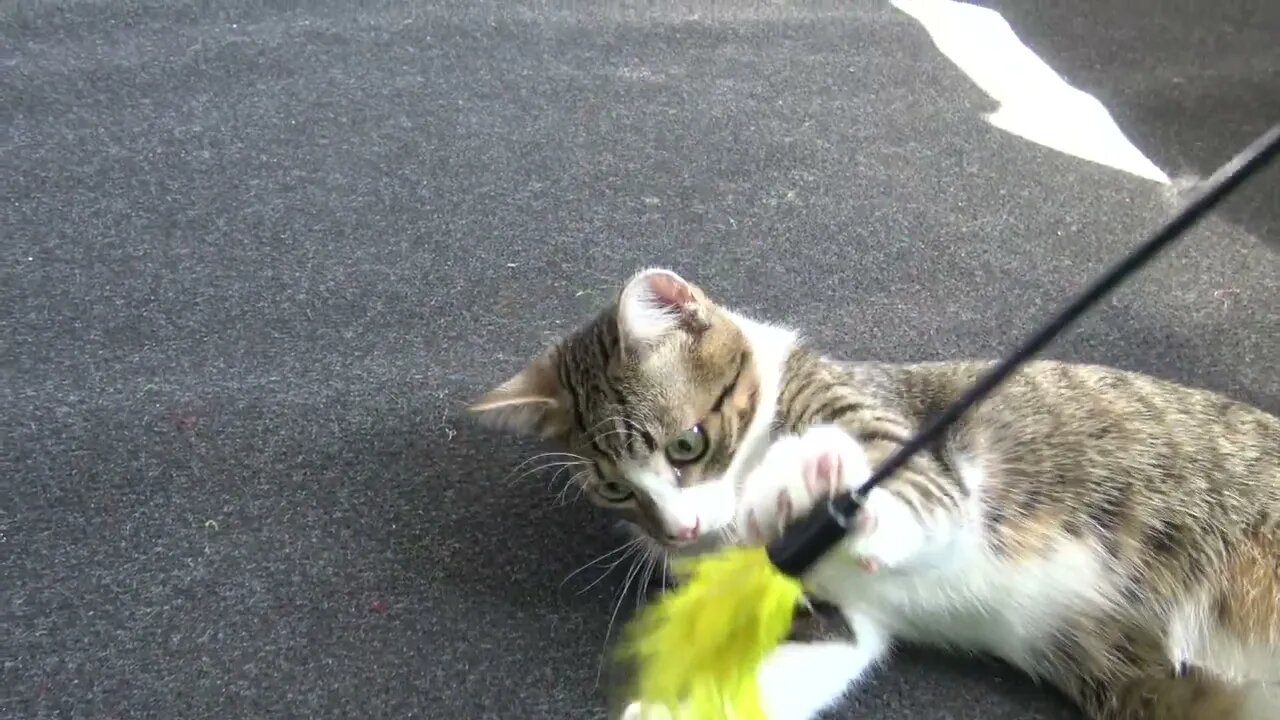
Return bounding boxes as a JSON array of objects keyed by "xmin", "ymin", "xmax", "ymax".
[{"xmin": 469, "ymin": 268, "xmax": 1280, "ymax": 720}]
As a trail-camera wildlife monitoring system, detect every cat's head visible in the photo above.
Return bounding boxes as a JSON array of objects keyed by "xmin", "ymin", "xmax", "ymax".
[{"xmin": 469, "ymin": 268, "xmax": 777, "ymax": 552}]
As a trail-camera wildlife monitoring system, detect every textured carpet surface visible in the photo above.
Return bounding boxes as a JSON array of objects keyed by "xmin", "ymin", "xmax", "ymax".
[{"xmin": 4, "ymin": 1, "xmax": 1278, "ymax": 719}]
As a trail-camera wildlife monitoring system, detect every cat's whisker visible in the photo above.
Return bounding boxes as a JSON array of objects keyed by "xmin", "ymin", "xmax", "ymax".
[
  {"xmin": 637, "ymin": 548, "xmax": 666, "ymax": 608},
  {"xmin": 634, "ymin": 551, "xmax": 654, "ymax": 610},
  {"xmin": 545, "ymin": 462, "xmax": 581, "ymax": 493},
  {"xmin": 571, "ymin": 468, "xmax": 593, "ymax": 483},
  {"xmin": 561, "ymin": 538, "xmax": 642, "ymax": 589},
  {"xmin": 588, "ymin": 426, "xmax": 636, "ymax": 447},
  {"xmin": 507, "ymin": 459, "xmax": 586, "ymax": 488},
  {"xmin": 586, "ymin": 414, "xmax": 654, "ymax": 449},
  {"xmin": 614, "ymin": 414, "xmax": 650, "ymax": 434},
  {"xmin": 583, "ymin": 415, "xmax": 621, "ymax": 434},
  {"xmin": 553, "ymin": 470, "xmax": 592, "ymax": 507},
  {"xmin": 576, "ymin": 542, "xmax": 644, "ymax": 596},
  {"xmin": 501, "ymin": 451, "xmax": 588, "ymax": 484},
  {"xmin": 596, "ymin": 547, "xmax": 647, "ymax": 689},
  {"xmin": 508, "ymin": 460, "xmax": 585, "ymax": 485},
  {"xmin": 582, "ymin": 414, "xmax": 634, "ymax": 443}
]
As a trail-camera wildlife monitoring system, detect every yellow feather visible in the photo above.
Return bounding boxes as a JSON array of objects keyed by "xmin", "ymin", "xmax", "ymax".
[{"xmin": 617, "ymin": 545, "xmax": 805, "ymax": 719}]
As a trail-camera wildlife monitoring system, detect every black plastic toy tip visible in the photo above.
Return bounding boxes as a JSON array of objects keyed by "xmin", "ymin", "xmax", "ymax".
[{"xmin": 766, "ymin": 492, "xmax": 862, "ymax": 578}]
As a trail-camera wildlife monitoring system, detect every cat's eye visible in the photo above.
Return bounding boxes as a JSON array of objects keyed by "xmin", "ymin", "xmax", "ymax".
[
  {"xmin": 595, "ymin": 480, "xmax": 635, "ymax": 503},
  {"xmin": 664, "ymin": 424, "xmax": 708, "ymax": 466}
]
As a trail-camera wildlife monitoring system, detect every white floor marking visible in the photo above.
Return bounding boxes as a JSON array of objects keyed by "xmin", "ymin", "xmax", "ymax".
[{"xmin": 892, "ymin": 0, "xmax": 1171, "ymax": 184}]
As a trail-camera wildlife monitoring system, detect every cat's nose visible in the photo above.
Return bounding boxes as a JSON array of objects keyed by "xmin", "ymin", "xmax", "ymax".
[{"xmin": 671, "ymin": 518, "xmax": 700, "ymax": 542}]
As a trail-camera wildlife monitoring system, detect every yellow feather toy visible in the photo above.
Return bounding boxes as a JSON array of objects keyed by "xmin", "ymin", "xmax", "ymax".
[
  {"xmin": 613, "ymin": 122, "xmax": 1280, "ymax": 720},
  {"xmin": 617, "ymin": 545, "xmax": 804, "ymax": 719},
  {"xmin": 616, "ymin": 493, "xmax": 857, "ymax": 720}
]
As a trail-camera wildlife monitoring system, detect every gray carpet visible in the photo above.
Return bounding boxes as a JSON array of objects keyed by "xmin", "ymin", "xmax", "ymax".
[{"xmin": 4, "ymin": 1, "xmax": 1278, "ymax": 719}]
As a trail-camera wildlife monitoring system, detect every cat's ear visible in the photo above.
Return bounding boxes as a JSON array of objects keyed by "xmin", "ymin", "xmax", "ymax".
[
  {"xmin": 617, "ymin": 268, "xmax": 711, "ymax": 353},
  {"xmin": 467, "ymin": 346, "xmax": 568, "ymax": 438}
]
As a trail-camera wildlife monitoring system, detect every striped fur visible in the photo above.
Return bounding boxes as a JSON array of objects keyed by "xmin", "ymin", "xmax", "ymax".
[{"xmin": 470, "ymin": 268, "xmax": 1280, "ymax": 720}]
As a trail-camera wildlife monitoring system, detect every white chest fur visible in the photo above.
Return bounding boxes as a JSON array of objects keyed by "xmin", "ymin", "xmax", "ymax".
[
  {"xmin": 804, "ymin": 450, "xmax": 1121, "ymax": 677},
  {"xmin": 813, "ymin": 530, "xmax": 1112, "ymax": 669}
]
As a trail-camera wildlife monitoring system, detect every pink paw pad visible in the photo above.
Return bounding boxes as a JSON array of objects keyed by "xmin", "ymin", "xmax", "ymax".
[{"xmin": 803, "ymin": 450, "xmax": 841, "ymax": 496}]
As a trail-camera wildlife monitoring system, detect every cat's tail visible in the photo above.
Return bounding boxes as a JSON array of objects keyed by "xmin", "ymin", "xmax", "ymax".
[
  {"xmin": 1212, "ymin": 522, "xmax": 1280, "ymax": 654},
  {"xmin": 1103, "ymin": 669, "xmax": 1275, "ymax": 720},
  {"xmin": 1103, "ymin": 524, "xmax": 1280, "ymax": 720}
]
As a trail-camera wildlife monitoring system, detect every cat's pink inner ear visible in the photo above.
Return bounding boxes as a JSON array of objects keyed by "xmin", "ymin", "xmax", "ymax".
[
  {"xmin": 644, "ymin": 271, "xmax": 696, "ymax": 312},
  {"xmin": 618, "ymin": 268, "xmax": 707, "ymax": 351}
]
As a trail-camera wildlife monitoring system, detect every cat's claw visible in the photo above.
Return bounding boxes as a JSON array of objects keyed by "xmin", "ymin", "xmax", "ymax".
[
  {"xmin": 738, "ymin": 425, "xmax": 871, "ymax": 541},
  {"xmin": 737, "ymin": 424, "xmax": 907, "ymax": 572}
]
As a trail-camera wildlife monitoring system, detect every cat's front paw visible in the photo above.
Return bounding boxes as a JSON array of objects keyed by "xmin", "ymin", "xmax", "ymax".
[
  {"xmin": 736, "ymin": 425, "xmax": 872, "ymax": 546},
  {"xmin": 736, "ymin": 425, "xmax": 925, "ymax": 574}
]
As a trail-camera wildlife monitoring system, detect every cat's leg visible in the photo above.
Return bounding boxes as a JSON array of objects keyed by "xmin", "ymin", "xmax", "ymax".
[
  {"xmin": 756, "ymin": 609, "xmax": 892, "ymax": 720},
  {"xmin": 619, "ymin": 609, "xmax": 892, "ymax": 720},
  {"xmin": 737, "ymin": 423, "xmax": 957, "ymax": 572}
]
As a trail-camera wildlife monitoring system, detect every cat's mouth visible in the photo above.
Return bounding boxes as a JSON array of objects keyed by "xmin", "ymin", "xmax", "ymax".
[{"xmin": 658, "ymin": 526, "xmax": 736, "ymax": 557}]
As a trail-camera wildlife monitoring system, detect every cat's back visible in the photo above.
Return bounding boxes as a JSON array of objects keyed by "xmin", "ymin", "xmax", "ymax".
[
  {"xmin": 863, "ymin": 359, "xmax": 1280, "ymax": 682},
  {"xmin": 916, "ymin": 359, "xmax": 1275, "ymax": 490},
  {"xmin": 799, "ymin": 355, "xmax": 1280, "ymax": 678},
  {"xmin": 852, "ymin": 357, "xmax": 1280, "ymax": 539}
]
